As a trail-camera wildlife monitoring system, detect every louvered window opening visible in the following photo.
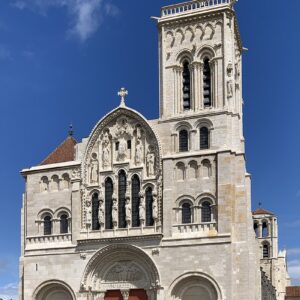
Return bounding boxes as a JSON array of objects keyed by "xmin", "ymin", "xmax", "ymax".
[
  {"xmin": 182, "ymin": 203, "xmax": 192, "ymax": 224},
  {"xmin": 254, "ymin": 223, "xmax": 259, "ymax": 237},
  {"xmin": 132, "ymin": 175, "xmax": 141, "ymax": 227},
  {"xmin": 200, "ymin": 127, "xmax": 209, "ymax": 150},
  {"xmin": 182, "ymin": 61, "xmax": 191, "ymax": 110},
  {"xmin": 118, "ymin": 170, "xmax": 127, "ymax": 228},
  {"xmin": 263, "ymin": 244, "xmax": 270, "ymax": 258},
  {"xmin": 60, "ymin": 214, "xmax": 68, "ymax": 234},
  {"xmin": 201, "ymin": 201, "xmax": 212, "ymax": 222},
  {"xmin": 105, "ymin": 178, "xmax": 113, "ymax": 229},
  {"xmin": 146, "ymin": 187, "xmax": 154, "ymax": 227},
  {"xmin": 179, "ymin": 130, "xmax": 188, "ymax": 152},
  {"xmin": 203, "ymin": 58, "xmax": 212, "ymax": 107},
  {"xmin": 44, "ymin": 216, "xmax": 52, "ymax": 235},
  {"xmin": 92, "ymin": 193, "xmax": 100, "ymax": 230}
]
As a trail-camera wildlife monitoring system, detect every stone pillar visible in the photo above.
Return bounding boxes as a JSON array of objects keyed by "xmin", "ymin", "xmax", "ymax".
[
  {"xmin": 191, "ymin": 62, "xmax": 202, "ymax": 111},
  {"xmin": 173, "ymin": 66, "xmax": 183, "ymax": 114}
]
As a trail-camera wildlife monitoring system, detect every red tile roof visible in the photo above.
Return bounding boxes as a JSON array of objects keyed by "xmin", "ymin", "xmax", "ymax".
[
  {"xmin": 286, "ymin": 286, "xmax": 300, "ymax": 297},
  {"xmin": 252, "ymin": 208, "xmax": 274, "ymax": 216},
  {"xmin": 40, "ymin": 136, "xmax": 77, "ymax": 165}
]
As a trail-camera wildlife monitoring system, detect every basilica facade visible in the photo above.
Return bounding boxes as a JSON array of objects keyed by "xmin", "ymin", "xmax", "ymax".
[{"xmin": 19, "ymin": 1, "xmax": 291, "ymax": 300}]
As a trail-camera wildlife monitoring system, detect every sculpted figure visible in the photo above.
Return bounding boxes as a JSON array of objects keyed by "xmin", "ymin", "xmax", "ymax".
[
  {"xmin": 135, "ymin": 140, "xmax": 143, "ymax": 165},
  {"xmin": 125, "ymin": 198, "xmax": 131, "ymax": 223},
  {"xmin": 227, "ymin": 80, "xmax": 233, "ymax": 98},
  {"xmin": 152, "ymin": 190, "xmax": 158, "ymax": 221},
  {"xmin": 102, "ymin": 132, "xmax": 111, "ymax": 168},
  {"xmin": 90, "ymin": 153, "xmax": 99, "ymax": 184},
  {"xmin": 112, "ymin": 198, "xmax": 118, "ymax": 226},
  {"xmin": 146, "ymin": 151, "xmax": 155, "ymax": 176},
  {"xmin": 139, "ymin": 195, "xmax": 145, "ymax": 221},
  {"xmin": 86, "ymin": 205, "xmax": 92, "ymax": 226},
  {"xmin": 98, "ymin": 199, "xmax": 104, "ymax": 226},
  {"xmin": 118, "ymin": 138, "xmax": 127, "ymax": 161}
]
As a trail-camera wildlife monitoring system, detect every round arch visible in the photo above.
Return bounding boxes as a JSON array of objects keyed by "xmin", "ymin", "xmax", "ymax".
[
  {"xmin": 81, "ymin": 244, "xmax": 160, "ymax": 293},
  {"xmin": 33, "ymin": 280, "xmax": 76, "ymax": 300},
  {"xmin": 169, "ymin": 272, "xmax": 222, "ymax": 300}
]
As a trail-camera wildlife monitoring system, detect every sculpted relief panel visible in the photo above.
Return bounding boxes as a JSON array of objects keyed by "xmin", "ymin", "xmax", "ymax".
[{"xmin": 81, "ymin": 109, "xmax": 162, "ymax": 230}]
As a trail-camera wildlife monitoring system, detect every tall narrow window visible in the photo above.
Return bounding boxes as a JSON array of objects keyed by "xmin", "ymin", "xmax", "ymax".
[
  {"xmin": 182, "ymin": 61, "xmax": 191, "ymax": 110},
  {"xmin": 44, "ymin": 216, "xmax": 52, "ymax": 235},
  {"xmin": 201, "ymin": 201, "xmax": 212, "ymax": 222},
  {"xmin": 203, "ymin": 58, "xmax": 212, "ymax": 107},
  {"xmin": 60, "ymin": 214, "xmax": 68, "ymax": 234},
  {"xmin": 179, "ymin": 129, "xmax": 188, "ymax": 152},
  {"xmin": 263, "ymin": 244, "xmax": 270, "ymax": 258},
  {"xmin": 118, "ymin": 170, "xmax": 127, "ymax": 228},
  {"xmin": 132, "ymin": 175, "xmax": 141, "ymax": 227},
  {"xmin": 105, "ymin": 178, "xmax": 113, "ymax": 229},
  {"xmin": 254, "ymin": 223, "xmax": 259, "ymax": 237},
  {"xmin": 146, "ymin": 187, "xmax": 154, "ymax": 227},
  {"xmin": 200, "ymin": 127, "xmax": 209, "ymax": 149},
  {"xmin": 182, "ymin": 202, "xmax": 192, "ymax": 224},
  {"xmin": 262, "ymin": 222, "xmax": 268, "ymax": 237},
  {"xmin": 92, "ymin": 193, "xmax": 100, "ymax": 230}
]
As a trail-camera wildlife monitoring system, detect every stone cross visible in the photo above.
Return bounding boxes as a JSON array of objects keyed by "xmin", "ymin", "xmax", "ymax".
[{"xmin": 118, "ymin": 87, "xmax": 128, "ymax": 107}]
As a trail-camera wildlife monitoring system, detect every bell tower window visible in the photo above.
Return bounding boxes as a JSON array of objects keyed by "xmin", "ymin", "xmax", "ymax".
[
  {"xmin": 182, "ymin": 61, "xmax": 191, "ymax": 111},
  {"xmin": 200, "ymin": 127, "xmax": 209, "ymax": 150},
  {"xmin": 179, "ymin": 129, "xmax": 189, "ymax": 152},
  {"xmin": 203, "ymin": 58, "xmax": 212, "ymax": 107}
]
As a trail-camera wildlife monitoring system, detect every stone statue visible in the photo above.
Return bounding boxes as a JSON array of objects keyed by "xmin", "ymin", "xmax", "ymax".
[
  {"xmin": 118, "ymin": 138, "xmax": 127, "ymax": 161},
  {"xmin": 146, "ymin": 151, "xmax": 155, "ymax": 176},
  {"xmin": 98, "ymin": 199, "xmax": 104, "ymax": 226},
  {"xmin": 86, "ymin": 205, "xmax": 92, "ymax": 226},
  {"xmin": 135, "ymin": 140, "xmax": 143, "ymax": 165},
  {"xmin": 139, "ymin": 196, "xmax": 145, "ymax": 221},
  {"xmin": 125, "ymin": 198, "xmax": 131, "ymax": 223},
  {"xmin": 227, "ymin": 79, "xmax": 233, "ymax": 98},
  {"xmin": 152, "ymin": 190, "xmax": 158, "ymax": 221},
  {"xmin": 112, "ymin": 198, "xmax": 118, "ymax": 226},
  {"xmin": 102, "ymin": 132, "xmax": 111, "ymax": 168},
  {"xmin": 90, "ymin": 153, "xmax": 99, "ymax": 184}
]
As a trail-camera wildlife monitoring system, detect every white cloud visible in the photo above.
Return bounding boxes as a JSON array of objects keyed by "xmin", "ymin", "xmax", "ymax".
[
  {"xmin": 0, "ymin": 45, "xmax": 11, "ymax": 60},
  {"xmin": 0, "ymin": 282, "xmax": 18, "ymax": 300},
  {"xmin": 12, "ymin": 0, "xmax": 118, "ymax": 42},
  {"xmin": 288, "ymin": 248, "xmax": 300, "ymax": 256},
  {"xmin": 288, "ymin": 259, "xmax": 300, "ymax": 285}
]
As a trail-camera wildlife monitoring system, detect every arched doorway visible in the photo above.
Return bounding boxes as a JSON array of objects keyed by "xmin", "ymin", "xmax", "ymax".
[
  {"xmin": 105, "ymin": 289, "xmax": 148, "ymax": 300},
  {"xmin": 170, "ymin": 272, "xmax": 221, "ymax": 300},
  {"xmin": 34, "ymin": 280, "xmax": 75, "ymax": 300},
  {"xmin": 81, "ymin": 244, "xmax": 160, "ymax": 300}
]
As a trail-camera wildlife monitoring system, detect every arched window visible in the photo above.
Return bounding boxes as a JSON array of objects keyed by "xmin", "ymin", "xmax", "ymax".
[
  {"xmin": 105, "ymin": 178, "xmax": 113, "ymax": 230},
  {"xmin": 182, "ymin": 202, "xmax": 192, "ymax": 224},
  {"xmin": 132, "ymin": 175, "xmax": 140, "ymax": 227},
  {"xmin": 200, "ymin": 127, "xmax": 209, "ymax": 149},
  {"xmin": 118, "ymin": 170, "xmax": 127, "ymax": 228},
  {"xmin": 254, "ymin": 222, "xmax": 259, "ymax": 237},
  {"xmin": 60, "ymin": 214, "xmax": 68, "ymax": 234},
  {"xmin": 263, "ymin": 243, "xmax": 270, "ymax": 258},
  {"xmin": 179, "ymin": 129, "xmax": 189, "ymax": 152},
  {"xmin": 262, "ymin": 222, "xmax": 268, "ymax": 237},
  {"xmin": 182, "ymin": 61, "xmax": 191, "ymax": 110},
  {"xmin": 146, "ymin": 187, "xmax": 154, "ymax": 227},
  {"xmin": 201, "ymin": 201, "xmax": 212, "ymax": 222},
  {"xmin": 203, "ymin": 58, "xmax": 212, "ymax": 107},
  {"xmin": 44, "ymin": 216, "xmax": 52, "ymax": 235},
  {"xmin": 92, "ymin": 193, "xmax": 100, "ymax": 230}
]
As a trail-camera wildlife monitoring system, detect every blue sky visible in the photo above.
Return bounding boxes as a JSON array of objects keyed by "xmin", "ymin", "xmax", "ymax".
[{"xmin": 0, "ymin": 0, "xmax": 300, "ymax": 298}]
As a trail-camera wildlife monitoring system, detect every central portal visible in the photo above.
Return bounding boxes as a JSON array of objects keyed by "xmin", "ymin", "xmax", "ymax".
[{"xmin": 105, "ymin": 289, "xmax": 148, "ymax": 300}]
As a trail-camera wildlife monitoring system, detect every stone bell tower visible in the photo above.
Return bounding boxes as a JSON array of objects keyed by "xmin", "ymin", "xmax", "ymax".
[{"xmin": 158, "ymin": 0, "xmax": 242, "ymax": 120}]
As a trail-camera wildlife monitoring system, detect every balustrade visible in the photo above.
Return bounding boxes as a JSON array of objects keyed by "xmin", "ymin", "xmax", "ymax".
[
  {"xmin": 172, "ymin": 222, "xmax": 217, "ymax": 237},
  {"xmin": 161, "ymin": 0, "xmax": 232, "ymax": 17}
]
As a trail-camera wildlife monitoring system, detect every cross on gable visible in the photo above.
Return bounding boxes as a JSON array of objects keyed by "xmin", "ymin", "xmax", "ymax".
[{"xmin": 118, "ymin": 87, "xmax": 128, "ymax": 107}]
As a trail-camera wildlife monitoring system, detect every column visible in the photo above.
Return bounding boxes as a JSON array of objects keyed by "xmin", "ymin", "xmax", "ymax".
[
  {"xmin": 191, "ymin": 62, "xmax": 203, "ymax": 111},
  {"xmin": 173, "ymin": 66, "xmax": 183, "ymax": 115}
]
